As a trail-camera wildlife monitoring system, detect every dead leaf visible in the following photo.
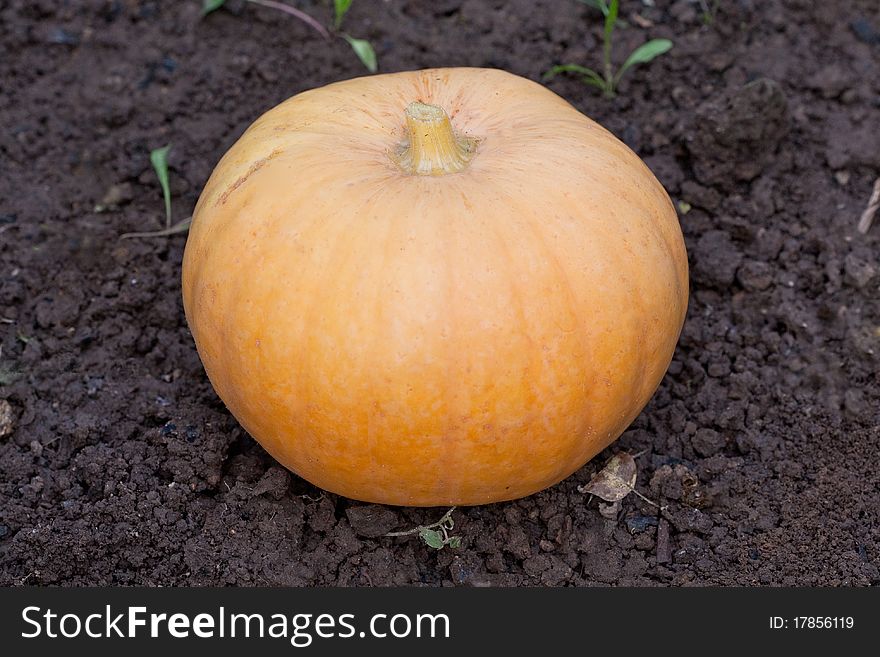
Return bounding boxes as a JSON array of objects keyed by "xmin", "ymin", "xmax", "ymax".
[{"xmin": 578, "ymin": 452, "xmax": 637, "ymax": 502}]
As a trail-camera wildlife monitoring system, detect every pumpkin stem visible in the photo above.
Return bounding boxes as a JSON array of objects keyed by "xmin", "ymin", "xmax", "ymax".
[{"xmin": 394, "ymin": 102, "xmax": 477, "ymax": 176}]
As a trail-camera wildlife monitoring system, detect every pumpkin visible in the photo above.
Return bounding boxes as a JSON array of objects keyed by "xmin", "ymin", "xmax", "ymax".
[{"xmin": 182, "ymin": 68, "xmax": 688, "ymax": 507}]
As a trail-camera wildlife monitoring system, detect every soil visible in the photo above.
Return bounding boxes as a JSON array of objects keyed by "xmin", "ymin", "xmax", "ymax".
[{"xmin": 1, "ymin": 0, "xmax": 879, "ymax": 587}]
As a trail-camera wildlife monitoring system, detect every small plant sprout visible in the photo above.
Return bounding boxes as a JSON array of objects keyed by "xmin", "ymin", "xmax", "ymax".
[
  {"xmin": 202, "ymin": 0, "xmax": 377, "ymax": 73},
  {"xmin": 385, "ymin": 507, "xmax": 462, "ymax": 550},
  {"xmin": 333, "ymin": 0, "xmax": 352, "ymax": 29},
  {"xmin": 333, "ymin": 0, "xmax": 377, "ymax": 73},
  {"xmin": 120, "ymin": 145, "xmax": 193, "ymax": 239},
  {"xmin": 544, "ymin": 0, "xmax": 672, "ymax": 98},
  {"xmin": 152, "ymin": 145, "xmax": 172, "ymax": 226}
]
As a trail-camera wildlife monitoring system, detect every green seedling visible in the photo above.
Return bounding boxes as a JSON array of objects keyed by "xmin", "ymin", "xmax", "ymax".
[
  {"xmin": 203, "ymin": 0, "xmax": 376, "ymax": 73},
  {"xmin": 385, "ymin": 507, "xmax": 462, "ymax": 550},
  {"xmin": 120, "ymin": 145, "xmax": 192, "ymax": 239},
  {"xmin": 152, "ymin": 145, "xmax": 172, "ymax": 227},
  {"xmin": 342, "ymin": 34, "xmax": 376, "ymax": 73},
  {"xmin": 544, "ymin": 0, "xmax": 672, "ymax": 98},
  {"xmin": 333, "ymin": 0, "xmax": 377, "ymax": 73},
  {"xmin": 333, "ymin": 0, "xmax": 352, "ymax": 29}
]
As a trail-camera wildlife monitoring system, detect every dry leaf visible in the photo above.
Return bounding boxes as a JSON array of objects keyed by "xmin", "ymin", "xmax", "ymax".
[{"xmin": 578, "ymin": 452, "xmax": 637, "ymax": 502}]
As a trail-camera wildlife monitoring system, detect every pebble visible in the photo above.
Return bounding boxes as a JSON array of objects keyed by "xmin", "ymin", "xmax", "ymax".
[
  {"xmin": 0, "ymin": 399, "xmax": 15, "ymax": 438},
  {"xmin": 736, "ymin": 260, "xmax": 774, "ymax": 291},
  {"xmin": 844, "ymin": 253, "xmax": 876, "ymax": 288},
  {"xmin": 625, "ymin": 515, "xmax": 659, "ymax": 533}
]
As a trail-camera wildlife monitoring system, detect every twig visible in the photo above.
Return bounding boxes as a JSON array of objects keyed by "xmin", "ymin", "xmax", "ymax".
[
  {"xmin": 630, "ymin": 486, "xmax": 666, "ymax": 510},
  {"xmin": 857, "ymin": 177, "xmax": 880, "ymax": 234},
  {"xmin": 120, "ymin": 216, "xmax": 192, "ymax": 240},
  {"xmin": 247, "ymin": 0, "xmax": 330, "ymax": 39}
]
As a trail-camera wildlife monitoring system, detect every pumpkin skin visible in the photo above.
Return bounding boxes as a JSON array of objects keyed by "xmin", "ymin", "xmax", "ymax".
[{"xmin": 182, "ymin": 67, "xmax": 688, "ymax": 507}]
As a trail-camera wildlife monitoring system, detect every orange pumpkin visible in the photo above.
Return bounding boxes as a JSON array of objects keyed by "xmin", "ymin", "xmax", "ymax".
[{"xmin": 182, "ymin": 68, "xmax": 688, "ymax": 507}]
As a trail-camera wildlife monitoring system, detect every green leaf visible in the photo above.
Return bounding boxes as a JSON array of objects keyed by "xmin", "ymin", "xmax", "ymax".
[
  {"xmin": 343, "ymin": 34, "xmax": 377, "ymax": 73},
  {"xmin": 419, "ymin": 528, "xmax": 445, "ymax": 549},
  {"xmin": 615, "ymin": 38, "xmax": 673, "ymax": 84},
  {"xmin": 542, "ymin": 64, "xmax": 606, "ymax": 90},
  {"xmin": 202, "ymin": 0, "xmax": 226, "ymax": 15},
  {"xmin": 447, "ymin": 536, "xmax": 462, "ymax": 549},
  {"xmin": 334, "ymin": 0, "xmax": 353, "ymax": 29},
  {"xmin": 577, "ymin": 0, "xmax": 609, "ymax": 15},
  {"xmin": 604, "ymin": 0, "xmax": 619, "ymax": 45},
  {"xmin": 150, "ymin": 145, "xmax": 172, "ymax": 228}
]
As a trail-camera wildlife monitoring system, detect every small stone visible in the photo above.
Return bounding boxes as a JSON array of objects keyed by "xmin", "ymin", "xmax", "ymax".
[
  {"xmin": 625, "ymin": 515, "xmax": 659, "ymax": 533},
  {"xmin": 345, "ymin": 504, "xmax": 399, "ymax": 538},
  {"xmin": 834, "ymin": 171, "xmax": 851, "ymax": 186},
  {"xmin": 844, "ymin": 253, "xmax": 876, "ymax": 288},
  {"xmin": 737, "ymin": 260, "xmax": 774, "ymax": 291},
  {"xmin": 0, "ymin": 399, "xmax": 14, "ymax": 438}
]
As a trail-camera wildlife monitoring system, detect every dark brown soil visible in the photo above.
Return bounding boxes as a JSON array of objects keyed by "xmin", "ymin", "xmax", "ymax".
[{"xmin": 1, "ymin": 0, "xmax": 879, "ymax": 586}]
